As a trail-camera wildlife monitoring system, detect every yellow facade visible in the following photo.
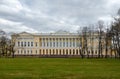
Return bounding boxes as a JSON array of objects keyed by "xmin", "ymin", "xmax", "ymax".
[{"xmin": 12, "ymin": 32, "xmax": 114, "ymax": 57}]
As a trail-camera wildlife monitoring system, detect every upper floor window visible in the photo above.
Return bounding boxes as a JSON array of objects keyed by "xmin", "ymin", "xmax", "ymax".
[
  {"xmin": 53, "ymin": 42, "xmax": 55, "ymax": 47},
  {"xmin": 28, "ymin": 42, "xmax": 30, "ymax": 47},
  {"xmin": 24, "ymin": 42, "xmax": 26, "ymax": 47},
  {"xmin": 18, "ymin": 42, "xmax": 20, "ymax": 47},
  {"xmin": 21, "ymin": 42, "xmax": 23, "ymax": 47},
  {"xmin": 31, "ymin": 42, "xmax": 33, "ymax": 47},
  {"xmin": 36, "ymin": 42, "xmax": 37, "ymax": 47}
]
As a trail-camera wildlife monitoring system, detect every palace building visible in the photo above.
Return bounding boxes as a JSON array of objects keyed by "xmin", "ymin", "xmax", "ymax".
[{"xmin": 12, "ymin": 31, "xmax": 114, "ymax": 57}]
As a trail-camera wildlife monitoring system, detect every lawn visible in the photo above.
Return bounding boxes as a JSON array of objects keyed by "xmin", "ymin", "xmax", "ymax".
[{"xmin": 0, "ymin": 58, "xmax": 120, "ymax": 79}]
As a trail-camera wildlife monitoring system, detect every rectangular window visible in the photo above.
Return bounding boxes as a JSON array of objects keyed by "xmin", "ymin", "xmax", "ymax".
[
  {"xmin": 21, "ymin": 42, "xmax": 23, "ymax": 47},
  {"xmin": 50, "ymin": 42, "xmax": 52, "ymax": 47},
  {"xmin": 63, "ymin": 42, "xmax": 65, "ymax": 47},
  {"xmin": 56, "ymin": 42, "xmax": 58, "ymax": 47},
  {"xmin": 66, "ymin": 42, "xmax": 68, "ymax": 47},
  {"xmin": 24, "ymin": 50, "xmax": 26, "ymax": 54},
  {"xmin": 31, "ymin": 42, "xmax": 33, "ymax": 47},
  {"xmin": 18, "ymin": 50, "xmax": 19, "ymax": 54},
  {"xmin": 47, "ymin": 42, "xmax": 49, "ymax": 47},
  {"xmin": 44, "ymin": 42, "xmax": 45, "ymax": 47},
  {"xmin": 36, "ymin": 50, "xmax": 37, "ymax": 54},
  {"xmin": 18, "ymin": 42, "xmax": 20, "ymax": 47},
  {"xmin": 21, "ymin": 50, "xmax": 22, "ymax": 54},
  {"xmin": 28, "ymin": 42, "xmax": 30, "ymax": 47},
  {"xmin": 53, "ymin": 42, "xmax": 55, "ymax": 47},
  {"xmin": 24, "ymin": 42, "xmax": 26, "ymax": 47},
  {"xmin": 73, "ymin": 41, "xmax": 75, "ymax": 47},
  {"xmin": 36, "ymin": 42, "xmax": 37, "ymax": 47}
]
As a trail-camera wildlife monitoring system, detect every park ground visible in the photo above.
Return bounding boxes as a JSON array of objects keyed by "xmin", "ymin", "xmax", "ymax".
[{"xmin": 0, "ymin": 58, "xmax": 120, "ymax": 79}]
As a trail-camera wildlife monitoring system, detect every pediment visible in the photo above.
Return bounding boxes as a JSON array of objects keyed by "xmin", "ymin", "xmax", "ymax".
[{"xmin": 18, "ymin": 32, "xmax": 33, "ymax": 36}]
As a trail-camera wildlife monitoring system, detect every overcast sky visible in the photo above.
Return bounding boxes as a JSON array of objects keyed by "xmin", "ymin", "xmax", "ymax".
[{"xmin": 0, "ymin": 0, "xmax": 120, "ymax": 33}]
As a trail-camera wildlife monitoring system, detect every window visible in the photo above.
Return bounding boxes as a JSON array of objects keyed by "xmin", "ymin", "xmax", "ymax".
[
  {"xmin": 63, "ymin": 50, "xmax": 65, "ymax": 55},
  {"xmin": 27, "ymin": 50, "xmax": 29, "ymax": 54},
  {"xmin": 44, "ymin": 42, "xmax": 45, "ymax": 47},
  {"xmin": 47, "ymin": 42, "xmax": 49, "ymax": 47},
  {"xmin": 36, "ymin": 42, "xmax": 37, "ymax": 47},
  {"xmin": 63, "ymin": 42, "xmax": 65, "ymax": 47},
  {"xmin": 66, "ymin": 50, "xmax": 68, "ymax": 55},
  {"xmin": 21, "ymin": 42, "xmax": 23, "ymax": 47},
  {"xmin": 53, "ymin": 42, "xmax": 55, "ymax": 47},
  {"xmin": 49, "ymin": 49, "xmax": 51, "ymax": 55},
  {"xmin": 21, "ymin": 50, "xmax": 23, "ymax": 54},
  {"xmin": 18, "ymin": 42, "xmax": 20, "ymax": 47},
  {"xmin": 73, "ymin": 42, "xmax": 75, "ymax": 47},
  {"xmin": 66, "ymin": 42, "xmax": 68, "ymax": 47},
  {"xmin": 36, "ymin": 50, "xmax": 37, "ymax": 54},
  {"xmin": 28, "ymin": 42, "xmax": 30, "ymax": 47},
  {"xmin": 56, "ymin": 42, "xmax": 58, "ymax": 47},
  {"xmin": 70, "ymin": 41, "xmax": 72, "ymax": 47},
  {"xmin": 50, "ymin": 42, "xmax": 52, "ymax": 47},
  {"xmin": 24, "ymin": 42, "xmax": 26, "ymax": 47},
  {"xmin": 76, "ymin": 50, "xmax": 78, "ymax": 55},
  {"xmin": 60, "ymin": 42, "xmax": 62, "ymax": 47},
  {"xmin": 24, "ymin": 50, "xmax": 26, "ymax": 54},
  {"xmin": 60, "ymin": 50, "xmax": 61, "ymax": 55},
  {"xmin": 31, "ymin": 42, "xmax": 33, "ymax": 47},
  {"xmin": 18, "ymin": 50, "xmax": 19, "ymax": 54},
  {"xmin": 70, "ymin": 49, "xmax": 71, "ymax": 55},
  {"xmin": 73, "ymin": 50, "xmax": 75, "ymax": 55}
]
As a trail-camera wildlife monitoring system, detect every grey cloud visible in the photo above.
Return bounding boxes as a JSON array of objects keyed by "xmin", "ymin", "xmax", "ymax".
[{"xmin": 0, "ymin": 0, "xmax": 120, "ymax": 33}]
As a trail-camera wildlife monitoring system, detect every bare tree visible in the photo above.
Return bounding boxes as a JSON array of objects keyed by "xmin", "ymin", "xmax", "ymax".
[
  {"xmin": 110, "ymin": 17, "xmax": 120, "ymax": 58},
  {"xmin": 10, "ymin": 33, "xmax": 19, "ymax": 58},
  {"xmin": 0, "ymin": 30, "xmax": 11, "ymax": 57},
  {"xmin": 77, "ymin": 27, "xmax": 84, "ymax": 58},
  {"xmin": 97, "ymin": 20, "xmax": 104, "ymax": 58},
  {"xmin": 82, "ymin": 27, "xmax": 89, "ymax": 58}
]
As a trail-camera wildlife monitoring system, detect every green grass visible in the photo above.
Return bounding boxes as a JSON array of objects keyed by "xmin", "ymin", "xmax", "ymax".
[{"xmin": 0, "ymin": 58, "xmax": 120, "ymax": 79}]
